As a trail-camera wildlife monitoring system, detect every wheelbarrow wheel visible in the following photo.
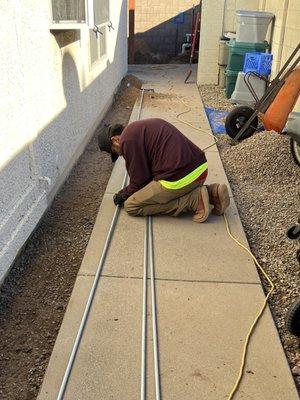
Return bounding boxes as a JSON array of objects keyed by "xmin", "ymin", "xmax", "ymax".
[
  {"xmin": 286, "ymin": 297, "xmax": 300, "ymax": 336},
  {"xmin": 287, "ymin": 224, "xmax": 300, "ymax": 240},
  {"xmin": 225, "ymin": 106, "xmax": 258, "ymax": 140},
  {"xmin": 290, "ymin": 138, "xmax": 300, "ymax": 167}
]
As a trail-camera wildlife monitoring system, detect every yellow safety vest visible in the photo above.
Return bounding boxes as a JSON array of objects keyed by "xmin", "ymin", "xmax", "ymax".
[{"xmin": 159, "ymin": 162, "xmax": 208, "ymax": 190}]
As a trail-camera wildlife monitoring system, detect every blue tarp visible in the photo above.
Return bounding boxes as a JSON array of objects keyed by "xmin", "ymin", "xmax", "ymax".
[{"xmin": 204, "ymin": 107, "xmax": 228, "ymax": 134}]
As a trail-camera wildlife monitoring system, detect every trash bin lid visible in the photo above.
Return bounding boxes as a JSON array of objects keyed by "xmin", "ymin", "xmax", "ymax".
[{"xmin": 236, "ymin": 10, "xmax": 274, "ymax": 19}]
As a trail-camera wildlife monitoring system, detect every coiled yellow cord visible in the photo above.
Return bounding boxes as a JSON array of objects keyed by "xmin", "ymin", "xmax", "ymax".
[
  {"xmin": 175, "ymin": 94, "xmax": 275, "ymax": 400},
  {"xmin": 223, "ymin": 213, "xmax": 274, "ymax": 399}
]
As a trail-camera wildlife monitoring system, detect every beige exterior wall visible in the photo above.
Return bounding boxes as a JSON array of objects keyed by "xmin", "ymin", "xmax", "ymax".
[
  {"xmin": 224, "ymin": 0, "xmax": 260, "ymax": 32},
  {"xmin": 197, "ymin": 0, "xmax": 259, "ymax": 84},
  {"xmin": 197, "ymin": 0, "xmax": 225, "ymax": 84},
  {"xmin": 0, "ymin": 1, "xmax": 128, "ymax": 283},
  {"xmin": 259, "ymin": 0, "xmax": 300, "ymax": 111},
  {"xmin": 197, "ymin": 0, "xmax": 300, "ymax": 113}
]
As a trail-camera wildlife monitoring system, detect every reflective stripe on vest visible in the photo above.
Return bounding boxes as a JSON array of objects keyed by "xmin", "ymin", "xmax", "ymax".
[{"xmin": 159, "ymin": 162, "xmax": 208, "ymax": 190}]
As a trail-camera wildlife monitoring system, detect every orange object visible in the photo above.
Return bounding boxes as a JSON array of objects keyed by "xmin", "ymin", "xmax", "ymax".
[
  {"xmin": 128, "ymin": 0, "xmax": 135, "ymax": 64},
  {"xmin": 261, "ymin": 66, "xmax": 300, "ymax": 133}
]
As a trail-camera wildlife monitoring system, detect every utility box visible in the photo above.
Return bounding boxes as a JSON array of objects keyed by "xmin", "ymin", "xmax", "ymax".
[{"xmin": 236, "ymin": 10, "xmax": 274, "ymax": 43}]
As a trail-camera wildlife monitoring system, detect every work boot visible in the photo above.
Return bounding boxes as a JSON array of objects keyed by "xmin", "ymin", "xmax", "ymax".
[
  {"xmin": 193, "ymin": 186, "xmax": 210, "ymax": 223},
  {"xmin": 207, "ymin": 183, "xmax": 230, "ymax": 215}
]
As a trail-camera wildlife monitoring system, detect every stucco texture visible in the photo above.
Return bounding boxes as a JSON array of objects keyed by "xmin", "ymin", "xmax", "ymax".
[
  {"xmin": 259, "ymin": 0, "xmax": 300, "ymax": 112},
  {"xmin": 0, "ymin": 0, "xmax": 128, "ymax": 283}
]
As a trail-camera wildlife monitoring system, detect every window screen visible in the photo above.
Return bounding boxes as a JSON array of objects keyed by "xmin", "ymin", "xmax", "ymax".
[
  {"xmin": 99, "ymin": 26, "xmax": 107, "ymax": 58},
  {"xmin": 52, "ymin": 0, "xmax": 85, "ymax": 22},
  {"xmin": 89, "ymin": 30, "xmax": 99, "ymax": 65},
  {"xmin": 94, "ymin": 0, "xmax": 110, "ymax": 26},
  {"xmin": 89, "ymin": 26, "xmax": 107, "ymax": 65}
]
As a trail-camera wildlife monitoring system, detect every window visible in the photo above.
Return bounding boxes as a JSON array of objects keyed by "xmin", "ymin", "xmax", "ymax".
[
  {"xmin": 51, "ymin": 0, "xmax": 110, "ymax": 29},
  {"xmin": 94, "ymin": 0, "xmax": 109, "ymax": 26},
  {"xmin": 89, "ymin": 25, "xmax": 107, "ymax": 65},
  {"xmin": 52, "ymin": 0, "xmax": 85, "ymax": 23}
]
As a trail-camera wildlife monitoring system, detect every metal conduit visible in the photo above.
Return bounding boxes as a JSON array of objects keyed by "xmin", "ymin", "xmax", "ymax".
[
  {"xmin": 139, "ymin": 88, "xmax": 161, "ymax": 400},
  {"xmin": 56, "ymin": 173, "xmax": 127, "ymax": 400},
  {"xmin": 141, "ymin": 216, "xmax": 162, "ymax": 400},
  {"xmin": 141, "ymin": 220, "xmax": 148, "ymax": 400},
  {"xmin": 57, "ymin": 88, "xmax": 161, "ymax": 399},
  {"xmin": 148, "ymin": 216, "xmax": 161, "ymax": 400}
]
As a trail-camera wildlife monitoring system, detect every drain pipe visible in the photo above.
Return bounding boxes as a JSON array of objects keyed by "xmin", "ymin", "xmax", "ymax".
[
  {"xmin": 181, "ymin": 42, "xmax": 191, "ymax": 54},
  {"xmin": 181, "ymin": 33, "xmax": 192, "ymax": 54}
]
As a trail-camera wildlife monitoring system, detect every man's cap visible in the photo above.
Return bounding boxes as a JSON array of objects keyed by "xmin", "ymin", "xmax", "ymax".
[{"xmin": 98, "ymin": 124, "xmax": 123, "ymax": 162}]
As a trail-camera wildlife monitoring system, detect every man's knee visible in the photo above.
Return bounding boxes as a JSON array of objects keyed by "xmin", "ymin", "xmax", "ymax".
[{"xmin": 124, "ymin": 197, "xmax": 140, "ymax": 216}]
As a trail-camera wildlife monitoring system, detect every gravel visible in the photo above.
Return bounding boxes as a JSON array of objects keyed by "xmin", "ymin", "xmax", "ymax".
[
  {"xmin": 199, "ymin": 84, "xmax": 300, "ymax": 392},
  {"xmin": 199, "ymin": 84, "xmax": 235, "ymax": 111}
]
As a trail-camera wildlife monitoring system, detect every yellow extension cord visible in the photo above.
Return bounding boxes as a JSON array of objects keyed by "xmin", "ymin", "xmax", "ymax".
[{"xmin": 175, "ymin": 96, "xmax": 275, "ymax": 400}]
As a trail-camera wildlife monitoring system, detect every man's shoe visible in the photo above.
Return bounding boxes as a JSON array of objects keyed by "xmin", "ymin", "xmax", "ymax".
[
  {"xmin": 207, "ymin": 183, "xmax": 230, "ymax": 215},
  {"xmin": 193, "ymin": 186, "xmax": 210, "ymax": 223}
]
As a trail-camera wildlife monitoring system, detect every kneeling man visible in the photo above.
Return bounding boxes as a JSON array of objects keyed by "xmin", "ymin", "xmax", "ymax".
[{"xmin": 98, "ymin": 118, "xmax": 229, "ymax": 222}]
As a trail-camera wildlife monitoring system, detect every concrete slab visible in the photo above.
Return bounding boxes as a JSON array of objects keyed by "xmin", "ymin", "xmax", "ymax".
[
  {"xmin": 77, "ymin": 194, "xmax": 116, "ymax": 277},
  {"xmin": 105, "ymin": 157, "xmax": 126, "ymax": 195},
  {"xmin": 101, "ymin": 201, "xmax": 259, "ymax": 284},
  {"xmin": 146, "ymin": 280, "xmax": 298, "ymax": 400},
  {"xmin": 205, "ymin": 150, "xmax": 233, "ymax": 194},
  {"xmin": 38, "ymin": 276, "xmax": 298, "ymax": 399},
  {"xmin": 38, "ymin": 65, "xmax": 298, "ymax": 400},
  {"xmin": 151, "ymin": 204, "xmax": 259, "ymax": 284},
  {"xmin": 61, "ymin": 277, "xmax": 143, "ymax": 400},
  {"xmin": 38, "ymin": 276, "xmax": 143, "ymax": 400},
  {"xmin": 140, "ymin": 102, "xmax": 216, "ymax": 151}
]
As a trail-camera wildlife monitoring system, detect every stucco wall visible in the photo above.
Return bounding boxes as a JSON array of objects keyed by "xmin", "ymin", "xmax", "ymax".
[
  {"xmin": 259, "ymin": 0, "xmax": 300, "ymax": 112},
  {"xmin": 0, "ymin": 0, "xmax": 128, "ymax": 284},
  {"xmin": 134, "ymin": 0, "xmax": 197, "ymax": 56}
]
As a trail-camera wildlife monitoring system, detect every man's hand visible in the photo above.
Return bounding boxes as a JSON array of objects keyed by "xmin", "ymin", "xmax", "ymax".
[{"xmin": 113, "ymin": 190, "xmax": 126, "ymax": 207}]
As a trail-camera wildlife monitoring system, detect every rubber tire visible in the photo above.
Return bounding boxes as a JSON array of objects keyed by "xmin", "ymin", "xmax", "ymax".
[
  {"xmin": 225, "ymin": 106, "xmax": 258, "ymax": 140},
  {"xmin": 286, "ymin": 298, "xmax": 300, "ymax": 336},
  {"xmin": 287, "ymin": 224, "xmax": 300, "ymax": 240},
  {"xmin": 290, "ymin": 138, "xmax": 300, "ymax": 167}
]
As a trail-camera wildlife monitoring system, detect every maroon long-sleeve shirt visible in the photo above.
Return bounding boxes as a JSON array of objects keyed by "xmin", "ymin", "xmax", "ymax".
[{"xmin": 119, "ymin": 118, "xmax": 207, "ymax": 199}]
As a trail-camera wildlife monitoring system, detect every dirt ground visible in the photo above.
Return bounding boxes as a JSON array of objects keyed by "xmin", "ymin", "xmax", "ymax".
[
  {"xmin": 0, "ymin": 75, "xmax": 142, "ymax": 400},
  {"xmin": 199, "ymin": 84, "xmax": 300, "ymax": 391},
  {"xmin": 133, "ymin": 38, "xmax": 195, "ymax": 64}
]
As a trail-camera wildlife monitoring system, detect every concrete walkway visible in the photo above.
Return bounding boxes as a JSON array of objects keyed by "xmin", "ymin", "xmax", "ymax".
[{"xmin": 38, "ymin": 65, "xmax": 298, "ymax": 399}]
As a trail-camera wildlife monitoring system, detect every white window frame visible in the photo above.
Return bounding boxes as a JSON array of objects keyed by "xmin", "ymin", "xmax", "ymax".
[
  {"xmin": 50, "ymin": 0, "xmax": 108, "ymax": 30},
  {"xmin": 89, "ymin": 23, "xmax": 107, "ymax": 69}
]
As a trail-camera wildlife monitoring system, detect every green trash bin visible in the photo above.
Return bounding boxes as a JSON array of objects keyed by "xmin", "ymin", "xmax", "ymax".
[
  {"xmin": 225, "ymin": 69, "xmax": 239, "ymax": 98},
  {"xmin": 227, "ymin": 39, "xmax": 269, "ymax": 72}
]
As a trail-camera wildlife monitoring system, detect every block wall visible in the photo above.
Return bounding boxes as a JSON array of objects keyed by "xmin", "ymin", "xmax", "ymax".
[{"xmin": 134, "ymin": 0, "xmax": 196, "ymax": 56}]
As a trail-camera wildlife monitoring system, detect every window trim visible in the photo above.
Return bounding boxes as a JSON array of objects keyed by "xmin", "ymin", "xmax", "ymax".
[{"xmin": 50, "ymin": 0, "xmax": 109, "ymax": 31}]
